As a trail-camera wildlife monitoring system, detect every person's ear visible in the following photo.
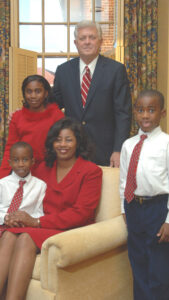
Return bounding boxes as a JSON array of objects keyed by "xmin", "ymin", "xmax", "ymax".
[
  {"xmin": 74, "ymin": 39, "xmax": 77, "ymax": 47},
  {"xmin": 161, "ymin": 109, "xmax": 166, "ymax": 118},
  {"xmin": 45, "ymin": 90, "xmax": 48, "ymax": 99},
  {"xmin": 31, "ymin": 157, "xmax": 35, "ymax": 165},
  {"xmin": 133, "ymin": 105, "xmax": 137, "ymax": 119},
  {"xmin": 8, "ymin": 159, "xmax": 12, "ymax": 167}
]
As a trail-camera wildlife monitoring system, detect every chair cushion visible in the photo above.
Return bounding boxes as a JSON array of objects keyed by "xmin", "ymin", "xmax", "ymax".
[{"xmin": 95, "ymin": 167, "xmax": 120, "ymax": 222}]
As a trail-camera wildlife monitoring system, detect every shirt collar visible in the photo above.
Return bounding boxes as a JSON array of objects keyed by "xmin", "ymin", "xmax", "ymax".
[
  {"xmin": 11, "ymin": 171, "xmax": 32, "ymax": 184},
  {"xmin": 138, "ymin": 126, "xmax": 162, "ymax": 138},
  {"xmin": 80, "ymin": 56, "xmax": 99, "ymax": 78}
]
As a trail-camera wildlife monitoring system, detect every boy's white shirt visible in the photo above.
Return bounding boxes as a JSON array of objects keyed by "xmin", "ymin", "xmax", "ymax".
[
  {"xmin": 0, "ymin": 171, "xmax": 46, "ymax": 224},
  {"xmin": 120, "ymin": 126, "xmax": 169, "ymax": 223}
]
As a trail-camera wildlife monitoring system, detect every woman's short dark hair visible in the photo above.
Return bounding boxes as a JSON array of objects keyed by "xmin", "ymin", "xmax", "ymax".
[
  {"xmin": 45, "ymin": 117, "xmax": 95, "ymax": 167},
  {"xmin": 22, "ymin": 74, "xmax": 53, "ymax": 108}
]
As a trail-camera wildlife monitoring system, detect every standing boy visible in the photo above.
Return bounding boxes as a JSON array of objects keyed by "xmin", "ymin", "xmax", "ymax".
[
  {"xmin": 120, "ymin": 90, "xmax": 169, "ymax": 300},
  {"xmin": 0, "ymin": 141, "xmax": 46, "ymax": 229}
]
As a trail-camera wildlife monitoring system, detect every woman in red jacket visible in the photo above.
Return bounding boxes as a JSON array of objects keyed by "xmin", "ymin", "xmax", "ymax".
[
  {"xmin": 0, "ymin": 117, "xmax": 102, "ymax": 300},
  {"xmin": 0, "ymin": 74, "xmax": 64, "ymax": 178}
]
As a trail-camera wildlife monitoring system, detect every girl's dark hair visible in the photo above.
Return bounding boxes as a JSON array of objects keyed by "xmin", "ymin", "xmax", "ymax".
[
  {"xmin": 45, "ymin": 117, "xmax": 95, "ymax": 167},
  {"xmin": 22, "ymin": 74, "xmax": 54, "ymax": 108}
]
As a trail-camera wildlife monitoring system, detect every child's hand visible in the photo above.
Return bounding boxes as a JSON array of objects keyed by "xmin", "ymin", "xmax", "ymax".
[
  {"xmin": 6, "ymin": 211, "xmax": 37, "ymax": 227},
  {"xmin": 4, "ymin": 213, "xmax": 21, "ymax": 227},
  {"xmin": 157, "ymin": 223, "xmax": 169, "ymax": 243}
]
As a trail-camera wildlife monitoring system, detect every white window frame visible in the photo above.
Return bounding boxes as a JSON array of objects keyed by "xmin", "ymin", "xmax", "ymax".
[{"xmin": 10, "ymin": 0, "xmax": 124, "ymax": 65}]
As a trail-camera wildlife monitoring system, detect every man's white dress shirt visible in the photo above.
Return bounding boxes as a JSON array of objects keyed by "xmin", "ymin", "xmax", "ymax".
[
  {"xmin": 120, "ymin": 126, "xmax": 169, "ymax": 223},
  {"xmin": 0, "ymin": 171, "xmax": 46, "ymax": 224}
]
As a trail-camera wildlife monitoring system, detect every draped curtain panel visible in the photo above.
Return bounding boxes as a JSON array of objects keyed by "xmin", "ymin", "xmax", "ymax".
[
  {"xmin": 0, "ymin": 0, "xmax": 10, "ymax": 162},
  {"xmin": 124, "ymin": 0, "xmax": 158, "ymax": 135}
]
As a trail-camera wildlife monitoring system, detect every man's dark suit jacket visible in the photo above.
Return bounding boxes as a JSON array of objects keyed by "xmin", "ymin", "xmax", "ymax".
[{"xmin": 53, "ymin": 55, "xmax": 132, "ymax": 166}]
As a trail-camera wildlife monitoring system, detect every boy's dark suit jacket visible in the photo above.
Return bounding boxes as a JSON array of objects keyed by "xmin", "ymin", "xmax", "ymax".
[{"xmin": 53, "ymin": 55, "xmax": 132, "ymax": 166}]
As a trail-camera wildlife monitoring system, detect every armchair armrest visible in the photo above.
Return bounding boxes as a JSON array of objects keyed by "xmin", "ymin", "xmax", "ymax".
[{"xmin": 40, "ymin": 215, "xmax": 127, "ymax": 292}]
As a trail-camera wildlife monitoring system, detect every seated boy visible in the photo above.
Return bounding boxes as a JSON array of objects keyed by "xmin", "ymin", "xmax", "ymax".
[{"xmin": 0, "ymin": 141, "xmax": 46, "ymax": 231}]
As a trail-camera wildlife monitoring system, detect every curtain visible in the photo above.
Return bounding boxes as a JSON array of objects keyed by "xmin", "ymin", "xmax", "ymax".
[
  {"xmin": 124, "ymin": 0, "xmax": 158, "ymax": 135},
  {"xmin": 0, "ymin": 0, "xmax": 10, "ymax": 162}
]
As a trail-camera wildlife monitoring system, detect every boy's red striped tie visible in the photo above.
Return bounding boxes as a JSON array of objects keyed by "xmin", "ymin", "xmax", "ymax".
[
  {"xmin": 124, "ymin": 134, "xmax": 147, "ymax": 203},
  {"xmin": 0, "ymin": 180, "xmax": 26, "ymax": 236}
]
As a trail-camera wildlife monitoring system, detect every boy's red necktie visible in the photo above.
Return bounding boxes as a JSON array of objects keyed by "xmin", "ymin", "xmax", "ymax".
[
  {"xmin": 81, "ymin": 66, "xmax": 91, "ymax": 108},
  {"xmin": 124, "ymin": 134, "xmax": 147, "ymax": 203},
  {"xmin": 0, "ymin": 180, "xmax": 26, "ymax": 236}
]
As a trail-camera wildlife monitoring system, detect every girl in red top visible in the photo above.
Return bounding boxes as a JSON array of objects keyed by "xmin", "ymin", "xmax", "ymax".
[{"xmin": 0, "ymin": 75, "xmax": 64, "ymax": 178}]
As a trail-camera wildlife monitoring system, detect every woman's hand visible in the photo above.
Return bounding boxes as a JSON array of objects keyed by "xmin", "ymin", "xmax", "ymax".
[{"xmin": 4, "ymin": 211, "xmax": 39, "ymax": 228}]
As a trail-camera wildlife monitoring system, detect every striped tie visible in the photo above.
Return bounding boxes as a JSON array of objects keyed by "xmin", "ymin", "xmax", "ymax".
[
  {"xmin": 124, "ymin": 134, "xmax": 147, "ymax": 203},
  {"xmin": 0, "ymin": 180, "xmax": 26, "ymax": 236},
  {"xmin": 81, "ymin": 66, "xmax": 91, "ymax": 108}
]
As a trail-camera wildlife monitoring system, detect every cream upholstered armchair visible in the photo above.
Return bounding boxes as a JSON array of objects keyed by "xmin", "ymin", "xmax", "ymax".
[{"xmin": 26, "ymin": 167, "xmax": 133, "ymax": 300}]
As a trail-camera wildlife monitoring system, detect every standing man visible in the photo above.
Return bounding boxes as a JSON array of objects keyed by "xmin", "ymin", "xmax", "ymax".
[{"xmin": 53, "ymin": 20, "xmax": 132, "ymax": 167}]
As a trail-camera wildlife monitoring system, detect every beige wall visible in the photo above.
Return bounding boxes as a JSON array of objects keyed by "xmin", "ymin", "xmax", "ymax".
[{"xmin": 157, "ymin": 0, "xmax": 169, "ymax": 132}]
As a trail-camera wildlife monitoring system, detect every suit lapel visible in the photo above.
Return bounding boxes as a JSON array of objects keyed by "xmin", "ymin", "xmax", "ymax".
[
  {"xmin": 84, "ymin": 55, "xmax": 105, "ymax": 112},
  {"xmin": 50, "ymin": 157, "xmax": 83, "ymax": 191},
  {"xmin": 70, "ymin": 58, "xmax": 84, "ymax": 114}
]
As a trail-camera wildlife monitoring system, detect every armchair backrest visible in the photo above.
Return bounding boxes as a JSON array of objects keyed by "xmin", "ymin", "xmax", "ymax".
[{"xmin": 95, "ymin": 167, "xmax": 121, "ymax": 222}]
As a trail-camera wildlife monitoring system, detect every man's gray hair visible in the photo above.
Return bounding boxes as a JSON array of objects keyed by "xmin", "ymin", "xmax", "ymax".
[{"xmin": 74, "ymin": 20, "xmax": 102, "ymax": 40}]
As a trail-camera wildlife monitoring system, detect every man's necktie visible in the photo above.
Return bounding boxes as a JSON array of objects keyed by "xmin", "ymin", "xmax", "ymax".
[
  {"xmin": 0, "ymin": 180, "xmax": 26, "ymax": 236},
  {"xmin": 81, "ymin": 66, "xmax": 91, "ymax": 108},
  {"xmin": 124, "ymin": 134, "xmax": 147, "ymax": 203}
]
